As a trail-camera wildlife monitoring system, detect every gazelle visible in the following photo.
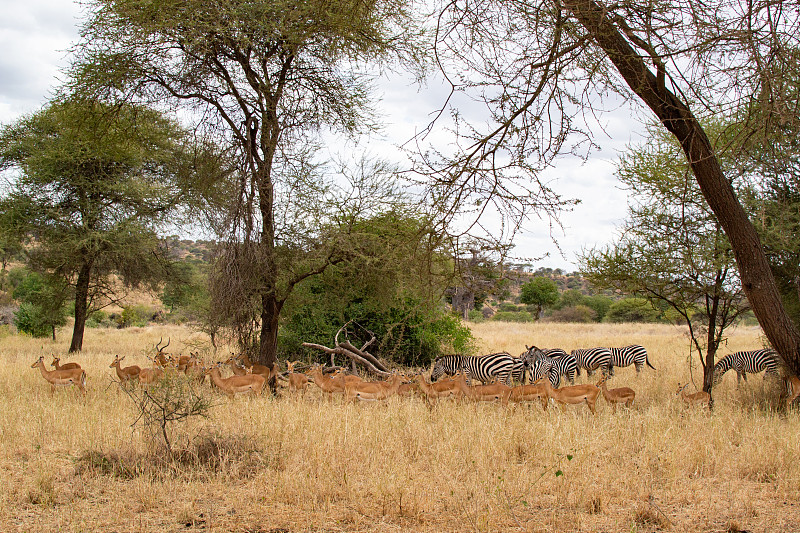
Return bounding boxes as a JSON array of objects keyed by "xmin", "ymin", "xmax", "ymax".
[
  {"xmin": 286, "ymin": 361, "xmax": 309, "ymax": 395},
  {"xmin": 539, "ymin": 376, "xmax": 601, "ymax": 414},
  {"xmin": 596, "ymin": 375, "xmax": 635, "ymax": 413},
  {"xmin": 414, "ymin": 374, "xmax": 462, "ymax": 403},
  {"xmin": 205, "ymin": 362, "xmax": 265, "ymax": 399},
  {"xmin": 344, "ymin": 372, "xmax": 408, "ymax": 402},
  {"xmin": 509, "ymin": 383, "xmax": 548, "ymax": 409},
  {"xmin": 51, "ymin": 356, "xmax": 81, "ymax": 371},
  {"xmin": 154, "ymin": 337, "xmax": 172, "ymax": 367},
  {"xmin": 236, "ymin": 353, "xmax": 273, "ymax": 379},
  {"xmin": 138, "ymin": 365, "xmax": 165, "ymax": 386},
  {"xmin": 225, "ymin": 355, "xmax": 248, "ymax": 376},
  {"xmin": 676, "ymin": 383, "xmax": 711, "ymax": 408},
  {"xmin": 453, "ymin": 371, "xmax": 512, "ymax": 406},
  {"xmin": 109, "ymin": 355, "xmax": 141, "ymax": 386},
  {"xmin": 786, "ymin": 375, "xmax": 800, "ymax": 409},
  {"xmin": 31, "ymin": 356, "xmax": 86, "ymax": 395},
  {"xmin": 306, "ymin": 365, "xmax": 346, "ymax": 397}
]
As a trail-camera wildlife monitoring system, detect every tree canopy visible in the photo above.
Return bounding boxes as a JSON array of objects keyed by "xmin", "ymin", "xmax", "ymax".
[{"xmin": 0, "ymin": 96, "xmax": 210, "ymax": 351}]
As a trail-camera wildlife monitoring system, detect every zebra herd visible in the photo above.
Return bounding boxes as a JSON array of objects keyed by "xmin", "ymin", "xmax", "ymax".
[
  {"xmin": 430, "ymin": 345, "xmax": 784, "ymax": 389},
  {"xmin": 430, "ymin": 344, "xmax": 657, "ymax": 388}
]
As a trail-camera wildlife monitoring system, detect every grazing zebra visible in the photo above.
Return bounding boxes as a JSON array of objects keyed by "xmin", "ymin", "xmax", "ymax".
[
  {"xmin": 531, "ymin": 354, "xmax": 577, "ymax": 388},
  {"xmin": 712, "ymin": 349, "xmax": 781, "ymax": 385},
  {"xmin": 609, "ymin": 345, "xmax": 655, "ymax": 375},
  {"xmin": 430, "ymin": 352, "xmax": 516, "ymax": 386},
  {"xmin": 571, "ymin": 348, "xmax": 612, "ymax": 377}
]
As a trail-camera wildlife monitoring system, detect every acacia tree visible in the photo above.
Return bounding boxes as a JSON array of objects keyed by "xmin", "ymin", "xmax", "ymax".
[
  {"xmin": 72, "ymin": 0, "xmax": 423, "ymax": 368},
  {"xmin": 520, "ymin": 276, "xmax": 559, "ymax": 320},
  {"xmin": 427, "ymin": 0, "xmax": 800, "ymax": 374},
  {"xmin": 0, "ymin": 97, "xmax": 206, "ymax": 351},
  {"xmin": 581, "ymin": 126, "xmax": 750, "ymax": 391}
]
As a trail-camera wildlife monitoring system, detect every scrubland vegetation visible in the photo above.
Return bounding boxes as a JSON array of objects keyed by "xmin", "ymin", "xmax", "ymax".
[{"xmin": 2, "ymin": 322, "xmax": 799, "ymax": 532}]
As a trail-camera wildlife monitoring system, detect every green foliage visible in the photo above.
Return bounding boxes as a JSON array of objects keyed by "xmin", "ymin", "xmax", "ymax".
[
  {"xmin": 604, "ymin": 298, "xmax": 661, "ymax": 323},
  {"xmin": 467, "ymin": 309, "xmax": 485, "ymax": 322},
  {"xmin": 10, "ymin": 270, "xmax": 68, "ymax": 337},
  {"xmin": 498, "ymin": 302, "xmax": 522, "ymax": 312},
  {"xmin": 547, "ymin": 305, "xmax": 596, "ymax": 323},
  {"xmin": 492, "ymin": 311, "xmax": 535, "ymax": 322},
  {"xmin": 119, "ymin": 305, "xmax": 157, "ymax": 328},
  {"xmin": 519, "ymin": 276, "xmax": 559, "ymax": 319}
]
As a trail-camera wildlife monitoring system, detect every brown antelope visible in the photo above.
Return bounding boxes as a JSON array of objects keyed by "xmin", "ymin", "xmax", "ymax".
[
  {"xmin": 31, "ymin": 355, "xmax": 86, "ymax": 395},
  {"xmin": 509, "ymin": 383, "xmax": 548, "ymax": 409},
  {"xmin": 225, "ymin": 355, "xmax": 249, "ymax": 376},
  {"xmin": 786, "ymin": 375, "xmax": 800, "ymax": 409},
  {"xmin": 453, "ymin": 371, "xmax": 512, "ymax": 406},
  {"xmin": 109, "ymin": 355, "xmax": 141, "ymax": 385},
  {"xmin": 676, "ymin": 383, "xmax": 711, "ymax": 408},
  {"xmin": 205, "ymin": 363, "xmax": 265, "ymax": 399},
  {"xmin": 596, "ymin": 375, "xmax": 635, "ymax": 413},
  {"xmin": 397, "ymin": 380, "xmax": 420, "ymax": 397},
  {"xmin": 414, "ymin": 374, "xmax": 462, "ymax": 403},
  {"xmin": 175, "ymin": 352, "xmax": 197, "ymax": 373},
  {"xmin": 51, "ymin": 356, "xmax": 81, "ymax": 371},
  {"xmin": 306, "ymin": 365, "xmax": 346, "ymax": 397},
  {"xmin": 154, "ymin": 337, "xmax": 172, "ymax": 367},
  {"xmin": 539, "ymin": 377, "xmax": 601, "ymax": 414},
  {"xmin": 234, "ymin": 353, "xmax": 277, "ymax": 386},
  {"xmin": 185, "ymin": 354, "xmax": 206, "ymax": 384},
  {"xmin": 286, "ymin": 361, "xmax": 310, "ymax": 395},
  {"xmin": 138, "ymin": 365, "xmax": 165, "ymax": 386},
  {"xmin": 344, "ymin": 372, "xmax": 408, "ymax": 402}
]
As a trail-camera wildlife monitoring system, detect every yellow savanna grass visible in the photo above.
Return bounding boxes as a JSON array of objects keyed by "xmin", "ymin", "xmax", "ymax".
[{"xmin": 1, "ymin": 322, "xmax": 799, "ymax": 532}]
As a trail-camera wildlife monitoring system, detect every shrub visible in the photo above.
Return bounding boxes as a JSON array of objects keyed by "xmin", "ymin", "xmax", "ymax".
[
  {"xmin": 120, "ymin": 305, "xmax": 155, "ymax": 328},
  {"xmin": 605, "ymin": 298, "xmax": 661, "ymax": 323},
  {"xmin": 547, "ymin": 305, "xmax": 597, "ymax": 323},
  {"xmin": 467, "ymin": 309, "xmax": 485, "ymax": 322},
  {"xmin": 492, "ymin": 311, "xmax": 535, "ymax": 322}
]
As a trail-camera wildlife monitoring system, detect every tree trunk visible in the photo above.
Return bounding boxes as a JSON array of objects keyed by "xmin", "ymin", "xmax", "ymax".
[
  {"xmin": 69, "ymin": 260, "xmax": 92, "ymax": 353},
  {"xmin": 565, "ymin": 0, "xmax": 800, "ymax": 375}
]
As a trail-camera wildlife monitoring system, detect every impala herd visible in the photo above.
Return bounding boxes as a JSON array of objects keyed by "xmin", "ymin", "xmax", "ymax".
[{"xmin": 27, "ymin": 340, "xmax": 800, "ymax": 412}]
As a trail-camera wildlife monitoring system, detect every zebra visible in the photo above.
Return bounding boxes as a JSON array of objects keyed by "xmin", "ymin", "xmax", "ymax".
[
  {"xmin": 712, "ymin": 349, "xmax": 781, "ymax": 385},
  {"xmin": 609, "ymin": 345, "xmax": 655, "ymax": 375},
  {"xmin": 430, "ymin": 352, "xmax": 516, "ymax": 386},
  {"xmin": 571, "ymin": 348, "xmax": 612, "ymax": 377},
  {"xmin": 531, "ymin": 353, "xmax": 577, "ymax": 388}
]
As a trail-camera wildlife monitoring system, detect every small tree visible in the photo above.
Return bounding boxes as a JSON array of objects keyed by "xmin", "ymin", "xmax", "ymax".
[
  {"xmin": 0, "ymin": 97, "xmax": 212, "ymax": 351},
  {"xmin": 11, "ymin": 270, "xmax": 68, "ymax": 339},
  {"xmin": 520, "ymin": 276, "xmax": 559, "ymax": 319}
]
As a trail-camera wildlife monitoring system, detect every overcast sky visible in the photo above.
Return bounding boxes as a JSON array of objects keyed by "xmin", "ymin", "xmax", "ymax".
[{"xmin": 0, "ymin": 0, "xmax": 639, "ymax": 272}]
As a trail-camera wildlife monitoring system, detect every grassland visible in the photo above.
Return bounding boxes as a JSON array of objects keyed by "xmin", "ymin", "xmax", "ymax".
[{"xmin": 1, "ymin": 322, "xmax": 799, "ymax": 532}]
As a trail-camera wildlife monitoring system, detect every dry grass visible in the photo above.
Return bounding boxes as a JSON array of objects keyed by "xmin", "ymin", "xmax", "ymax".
[{"xmin": 2, "ymin": 322, "xmax": 799, "ymax": 532}]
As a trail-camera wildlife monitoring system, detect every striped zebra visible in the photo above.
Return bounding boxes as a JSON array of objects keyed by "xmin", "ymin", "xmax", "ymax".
[
  {"xmin": 609, "ymin": 345, "xmax": 655, "ymax": 375},
  {"xmin": 571, "ymin": 348, "xmax": 612, "ymax": 377},
  {"xmin": 712, "ymin": 349, "xmax": 781, "ymax": 385},
  {"xmin": 430, "ymin": 352, "xmax": 516, "ymax": 386},
  {"xmin": 531, "ymin": 353, "xmax": 577, "ymax": 388}
]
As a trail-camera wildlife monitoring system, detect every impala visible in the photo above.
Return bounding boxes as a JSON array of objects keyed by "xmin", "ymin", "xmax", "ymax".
[
  {"xmin": 344, "ymin": 372, "xmax": 408, "ymax": 402},
  {"xmin": 539, "ymin": 377, "xmax": 601, "ymax": 414},
  {"xmin": 676, "ymin": 383, "xmax": 711, "ymax": 408},
  {"xmin": 50, "ymin": 356, "xmax": 81, "ymax": 371},
  {"xmin": 235, "ymin": 353, "xmax": 274, "ymax": 382},
  {"xmin": 596, "ymin": 375, "xmax": 635, "ymax": 413},
  {"xmin": 414, "ymin": 374, "xmax": 462, "ymax": 403},
  {"xmin": 225, "ymin": 355, "xmax": 248, "ymax": 376},
  {"xmin": 453, "ymin": 371, "xmax": 512, "ymax": 406},
  {"xmin": 509, "ymin": 383, "xmax": 548, "ymax": 409},
  {"xmin": 109, "ymin": 355, "xmax": 141, "ymax": 386},
  {"xmin": 306, "ymin": 365, "xmax": 346, "ymax": 397},
  {"xmin": 286, "ymin": 361, "xmax": 310, "ymax": 395},
  {"xmin": 786, "ymin": 375, "xmax": 800, "ymax": 409},
  {"xmin": 154, "ymin": 337, "xmax": 172, "ymax": 367},
  {"xmin": 31, "ymin": 355, "xmax": 86, "ymax": 395},
  {"xmin": 205, "ymin": 362, "xmax": 265, "ymax": 399}
]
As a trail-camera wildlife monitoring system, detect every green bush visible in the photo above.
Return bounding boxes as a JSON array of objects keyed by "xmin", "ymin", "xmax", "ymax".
[
  {"xmin": 13, "ymin": 302, "xmax": 52, "ymax": 337},
  {"xmin": 498, "ymin": 302, "xmax": 521, "ymax": 313},
  {"xmin": 546, "ymin": 305, "xmax": 596, "ymax": 323},
  {"xmin": 492, "ymin": 311, "xmax": 535, "ymax": 322},
  {"xmin": 120, "ymin": 305, "xmax": 155, "ymax": 328},
  {"xmin": 467, "ymin": 309, "xmax": 485, "ymax": 322},
  {"xmin": 604, "ymin": 298, "xmax": 661, "ymax": 323}
]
